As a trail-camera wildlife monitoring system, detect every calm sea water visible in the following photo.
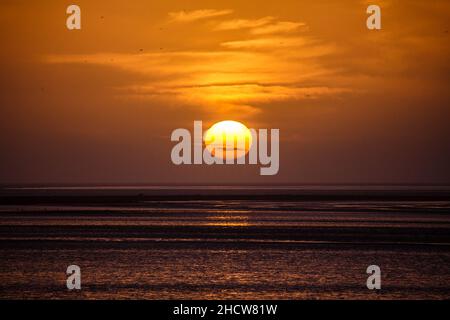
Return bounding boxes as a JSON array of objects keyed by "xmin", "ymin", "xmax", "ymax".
[{"xmin": 1, "ymin": 194, "xmax": 450, "ymax": 299}]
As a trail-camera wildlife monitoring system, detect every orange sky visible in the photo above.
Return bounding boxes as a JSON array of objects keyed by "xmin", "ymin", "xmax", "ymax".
[{"xmin": 1, "ymin": 0, "xmax": 449, "ymax": 185}]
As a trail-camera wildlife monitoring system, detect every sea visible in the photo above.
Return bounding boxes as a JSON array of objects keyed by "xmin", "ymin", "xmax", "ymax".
[{"xmin": 0, "ymin": 186, "xmax": 449, "ymax": 299}]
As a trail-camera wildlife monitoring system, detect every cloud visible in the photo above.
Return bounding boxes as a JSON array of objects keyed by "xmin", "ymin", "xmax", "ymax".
[
  {"xmin": 46, "ymin": 11, "xmax": 343, "ymax": 118},
  {"xmin": 220, "ymin": 37, "xmax": 310, "ymax": 49},
  {"xmin": 250, "ymin": 21, "xmax": 307, "ymax": 35},
  {"xmin": 213, "ymin": 17, "xmax": 307, "ymax": 35},
  {"xmin": 214, "ymin": 17, "xmax": 274, "ymax": 31},
  {"xmin": 169, "ymin": 84, "xmax": 351, "ymax": 105},
  {"xmin": 45, "ymin": 44, "xmax": 343, "ymax": 119},
  {"xmin": 168, "ymin": 9, "xmax": 233, "ymax": 23}
]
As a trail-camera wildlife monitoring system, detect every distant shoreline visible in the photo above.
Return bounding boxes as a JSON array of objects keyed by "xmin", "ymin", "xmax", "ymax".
[{"xmin": 1, "ymin": 190, "xmax": 450, "ymax": 204}]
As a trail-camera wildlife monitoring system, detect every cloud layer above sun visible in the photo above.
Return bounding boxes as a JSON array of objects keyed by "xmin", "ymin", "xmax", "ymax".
[{"xmin": 46, "ymin": 8, "xmax": 346, "ymax": 118}]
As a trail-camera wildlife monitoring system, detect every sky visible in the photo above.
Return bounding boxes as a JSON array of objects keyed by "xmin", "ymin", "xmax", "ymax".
[{"xmin": 0, "ymin": 0, "xmax": 449, "ymax": 185}]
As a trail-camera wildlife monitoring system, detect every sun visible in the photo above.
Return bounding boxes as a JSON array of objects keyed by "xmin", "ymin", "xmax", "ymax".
[{"xmin": 204, "ymin": 120, "xmax": 253, "ymax": 160}]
